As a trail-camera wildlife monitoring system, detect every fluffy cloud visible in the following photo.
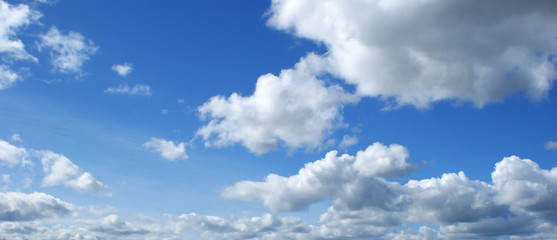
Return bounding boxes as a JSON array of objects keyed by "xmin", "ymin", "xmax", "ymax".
[
  {"xmin": 267, "ymin": 0, "xmax": 557, "ymax": 108},
  {"xmin": 338, "ymin": 134, "xmax": 358, "ymax": 149},
  {"xmin": 0, "ymin": 192, "xmax": 72, "ymax": 221},
  {"xmin": 0, "ymin": 140, "xmax": 28, "ymax": 167},
  {"xmin": 38, "ymin": 27, "xmax": 97, "ymax": 74},
  {"xmin": 223, "ymin": 143, "xmax": 557, "ymax": 238},
  {"xmin": 197, "ymin": 54, "xmax": 357, "ymax": 154},
  {"xmin": 105, "ymin": 83, "xmax": 152, "ymax": 96},
  {"xmin": 143, "ymin": 137, "xmax": 187, "ymax": 161},
  {"xmin": 112, "ymin": 63, "xmax": 133, "ymax": 76},
  {"xmin": 0, "ymin": 0, "xmax": 39, "ymax": 62},
  {"xmin": 222, "ymin": 142, "xmax": 414, "ymax": 212},
  {"xmin": 38, "ymin": 150, "xmax": 104, "ymax": 192}
]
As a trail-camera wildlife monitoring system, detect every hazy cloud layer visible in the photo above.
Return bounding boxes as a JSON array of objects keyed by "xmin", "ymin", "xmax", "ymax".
[
  {"xmin": 197, "ymin": 54, "xmax": 357, "ymax": 154},
  {"xmin": 268, "ymin": 0, "xmax": 557, "ymax": 108},
  {"xmin": 143, "ymin": 137, "xmax": 188, "ymax": 161}
]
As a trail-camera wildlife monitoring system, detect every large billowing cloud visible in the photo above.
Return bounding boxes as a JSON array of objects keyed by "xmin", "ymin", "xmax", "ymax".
[
  {"xmin": 222, "ymin": 142, "xmax": 414, "ymax": 212},
  {"xmin": 0, "ymin": 192, "xmax": 72, "ymax": 221},
  {"xmin": 267, "ymin": 0, "xmax": 557, "ymax": 108},
  {"xmin": 197, "ymin": 54, "xmax": 357, "ymax": 154},
  {"xmin": 222, "ymin": 143, "xmax": 557, "ymax": 238},
  {"xmin": 38, "ymin": 150, "xmax": 104, "ymax": 192}
]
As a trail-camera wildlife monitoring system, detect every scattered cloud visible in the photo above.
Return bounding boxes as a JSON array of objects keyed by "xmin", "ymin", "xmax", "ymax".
[
  {"xmin": 0, "ymin": 64, "xmax": 20, "ymax": 90},
  {"xmin": 339, "ymin": 134, "xmax": 358, "ymax": 149},
  {"xmin": 545, "ymin": 141, "xmax": 557, "ymax": 151},
  {"xmin": 38, "ymin": 26, "xmax": 97, "ymax": 74},
  {"xmin": 197, "ymin": 54, "xmax": 358, "ymax": 154},
  {"xmin": 160, "ymin": 109, "xmax": 168, "ymax": 114},
  {"xmin": 0, "ymin": 191, "xmax": 72, "ymax": 221},
  {"xmin": 143, "ymin": 137, "xmax": 187, "ymax": 161},
  {"xmin": 38, "ymin": 150, "xmax": 104, "ymax": 192},
  {"xmin": 177, "ymin": 98, "xmax": 185, "ymax": 104},
  {"xmin": 0, "ymin": 139, "xmax": 28, "ymax": 167},
  {"xmin": 105, "ymin": 83, "xmax": 152, "ymax": 96},
  {"xmin": 112, "ymin": 63, "xmax": 132, "ymax": 76},
  {"xmin": 267, "ymin": 0, "xmax": 557, "ymax": 108},
  {"xmin": 9, "ymin": 133, "xmax": 21, "ymax": 142},
  {"xmin": 0, "ymin": 0, "xmax": 39, "ymax": 62}
]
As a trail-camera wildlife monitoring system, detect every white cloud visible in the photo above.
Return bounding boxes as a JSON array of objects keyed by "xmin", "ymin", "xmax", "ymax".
[
  {"xmin": 267, "ymin": 0, "xmax": 557, "ymax": 108},
  {"xmin": 143, "ymin": 137, "xmax": 187, "ymax": 161},
  {"xmin": 38, "ymin": 150, "xmax": 104, "ymax": 192},
  {"xmin": 0, "ymin": 64, "xmax": 20, "ymax": 90},
  {"xmin": 338, "ymin": 134, "xmax": 358, "ymax": 149},
  {"xmin": 105, "ymin": 83, "xmax": 152, "ymax": 96},
  {"xmin": 0, "ymin": 139, "xmax": 28, "ymax": 167},
  {"xmin": 9, "ymin": 133, "xmax": 21, "ymax": 142},
  {"xmin": 0, "ymin": 0, "xmax": 39, "ymax": 62},
  {"xmin": 112, "ymin": 63, "xmax": 133, "ymax": 76},
  {"xmin": 0, "ymin": 191, "xmax": 72, "ymax": 221},
  {"xmin": 38, "ymin": 26, "xmax": 97, "ymax": 74},
  {"xmin": 223, "ymin": 142, "xmax": 557, "ymax": 238},
  {"xmin": 545, "ymin": 141, "xmax": 557, "ymax": 151},
  {"xmin": 222, "ymin": 142, "xmax": 414, "ymax": 212},
  {"xmin": 197, "ymin": 54, "xmax": 357, "ymax": 154}
]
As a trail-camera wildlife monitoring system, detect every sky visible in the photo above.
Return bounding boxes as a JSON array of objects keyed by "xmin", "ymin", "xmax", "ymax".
[{"xmin": 1, "ymin": 0, "xmax": 557, "ymax": 239}]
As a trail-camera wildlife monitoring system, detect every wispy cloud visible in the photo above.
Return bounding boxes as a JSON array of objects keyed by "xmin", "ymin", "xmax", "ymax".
[
  {"xmin": 38, "ymin": 27, "xmax": 97, "ymax": 74},
  {"xmin": 105, "ymin": 83, "xmax": 151, "ymax": 96}
]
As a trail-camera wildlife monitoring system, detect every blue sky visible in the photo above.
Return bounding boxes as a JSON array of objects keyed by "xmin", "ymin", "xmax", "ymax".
[{"xmin": 1, "ymin": 0, "xmax": 557, "ymax": 239}]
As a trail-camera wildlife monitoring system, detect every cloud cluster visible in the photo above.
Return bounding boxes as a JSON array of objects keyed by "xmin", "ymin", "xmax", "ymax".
[
  {"xmin": 267, "ymin": 0, "xmax": 557, "ymax": 108},
  {"xmin": 223, "ymin": 142, "xmax": 414, "ymax": 212},
  {"xmin": 0, "ymin": 192, "xmax": 72, "ymax": 221},
  {"xmin": 38, "ymin": 26, "xmax": 97, "ymax": 74},
  {"xmin": 222, "ymin": 143, "xmax": 557, "ymax": 239},
  {"xmin": 197, "ymin": 54, "xmax": 357, "ymax": 154},
  {"xmin": 143, "ymin": 137, "xmax": 188, "ymax": 161},
  {"xmin": 0, "ymin": 0, "xmax": 39, "ymax": 62},
  {"xmin": 38, "ymin": 150, "xmax": 104, "ymax": 192}
]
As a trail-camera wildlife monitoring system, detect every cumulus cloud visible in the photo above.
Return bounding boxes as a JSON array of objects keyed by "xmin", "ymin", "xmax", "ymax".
[
  {"xmin": 338, "ymin": 134, "xmax": 358, "ymax": 149},
  {"xmin": 0, "ymin": 191, "xmax": 72, "ymax": 221},
  {"xmin": 223, "ymin": 142, "xmax": 557, "ymax": 238},
  {"xmin": 0, "ymin": 0, "xmax": 39, "ymax": 62},
  {"xmin": 0, "ymin": 139, "xmax": 28, "ymax": 167},
  {"xmin": 267, "ymin": 0, "xmax": 557, "ymax": 108},
  {"xmin": 38, "ymin": 150, "xmax": 104, "ymax": 192},
  {"xmin": 112, "ymin": 63, "xmax": 132, "ymax": 76},
  {"xmin": 197, "ymin": 54, "xmax": 357, "ymax": 154},
  {"xmin": 545, "ymin": 141, "xmax": 557, "ymax": 151},
  {"xmin": 143, "ymin": 137, "xmax": 187, "ymax": 161},
  {"xmin": 222, "ymin": 142, "xmax": 414, "ymax": 212},
  {"xmin": 105, "ymin": 83, "xmax": 152, "ymax": 96},
  {"xmin": 89, "ymin": 214, "xmax": 151, "ymax": 235},
  {"xmin": 38, "ymin": 26, "xmax": 97, "ymax": 74}
]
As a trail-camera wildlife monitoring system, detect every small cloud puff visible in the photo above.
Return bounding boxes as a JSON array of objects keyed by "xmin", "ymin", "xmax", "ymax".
[
  {"xmin": 143, "ymin": 137, "xmax": 187, "ymax": 161},
  {"xmin": 111, "ymin": 63, "xmax": 133, "ymax": 76}
]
